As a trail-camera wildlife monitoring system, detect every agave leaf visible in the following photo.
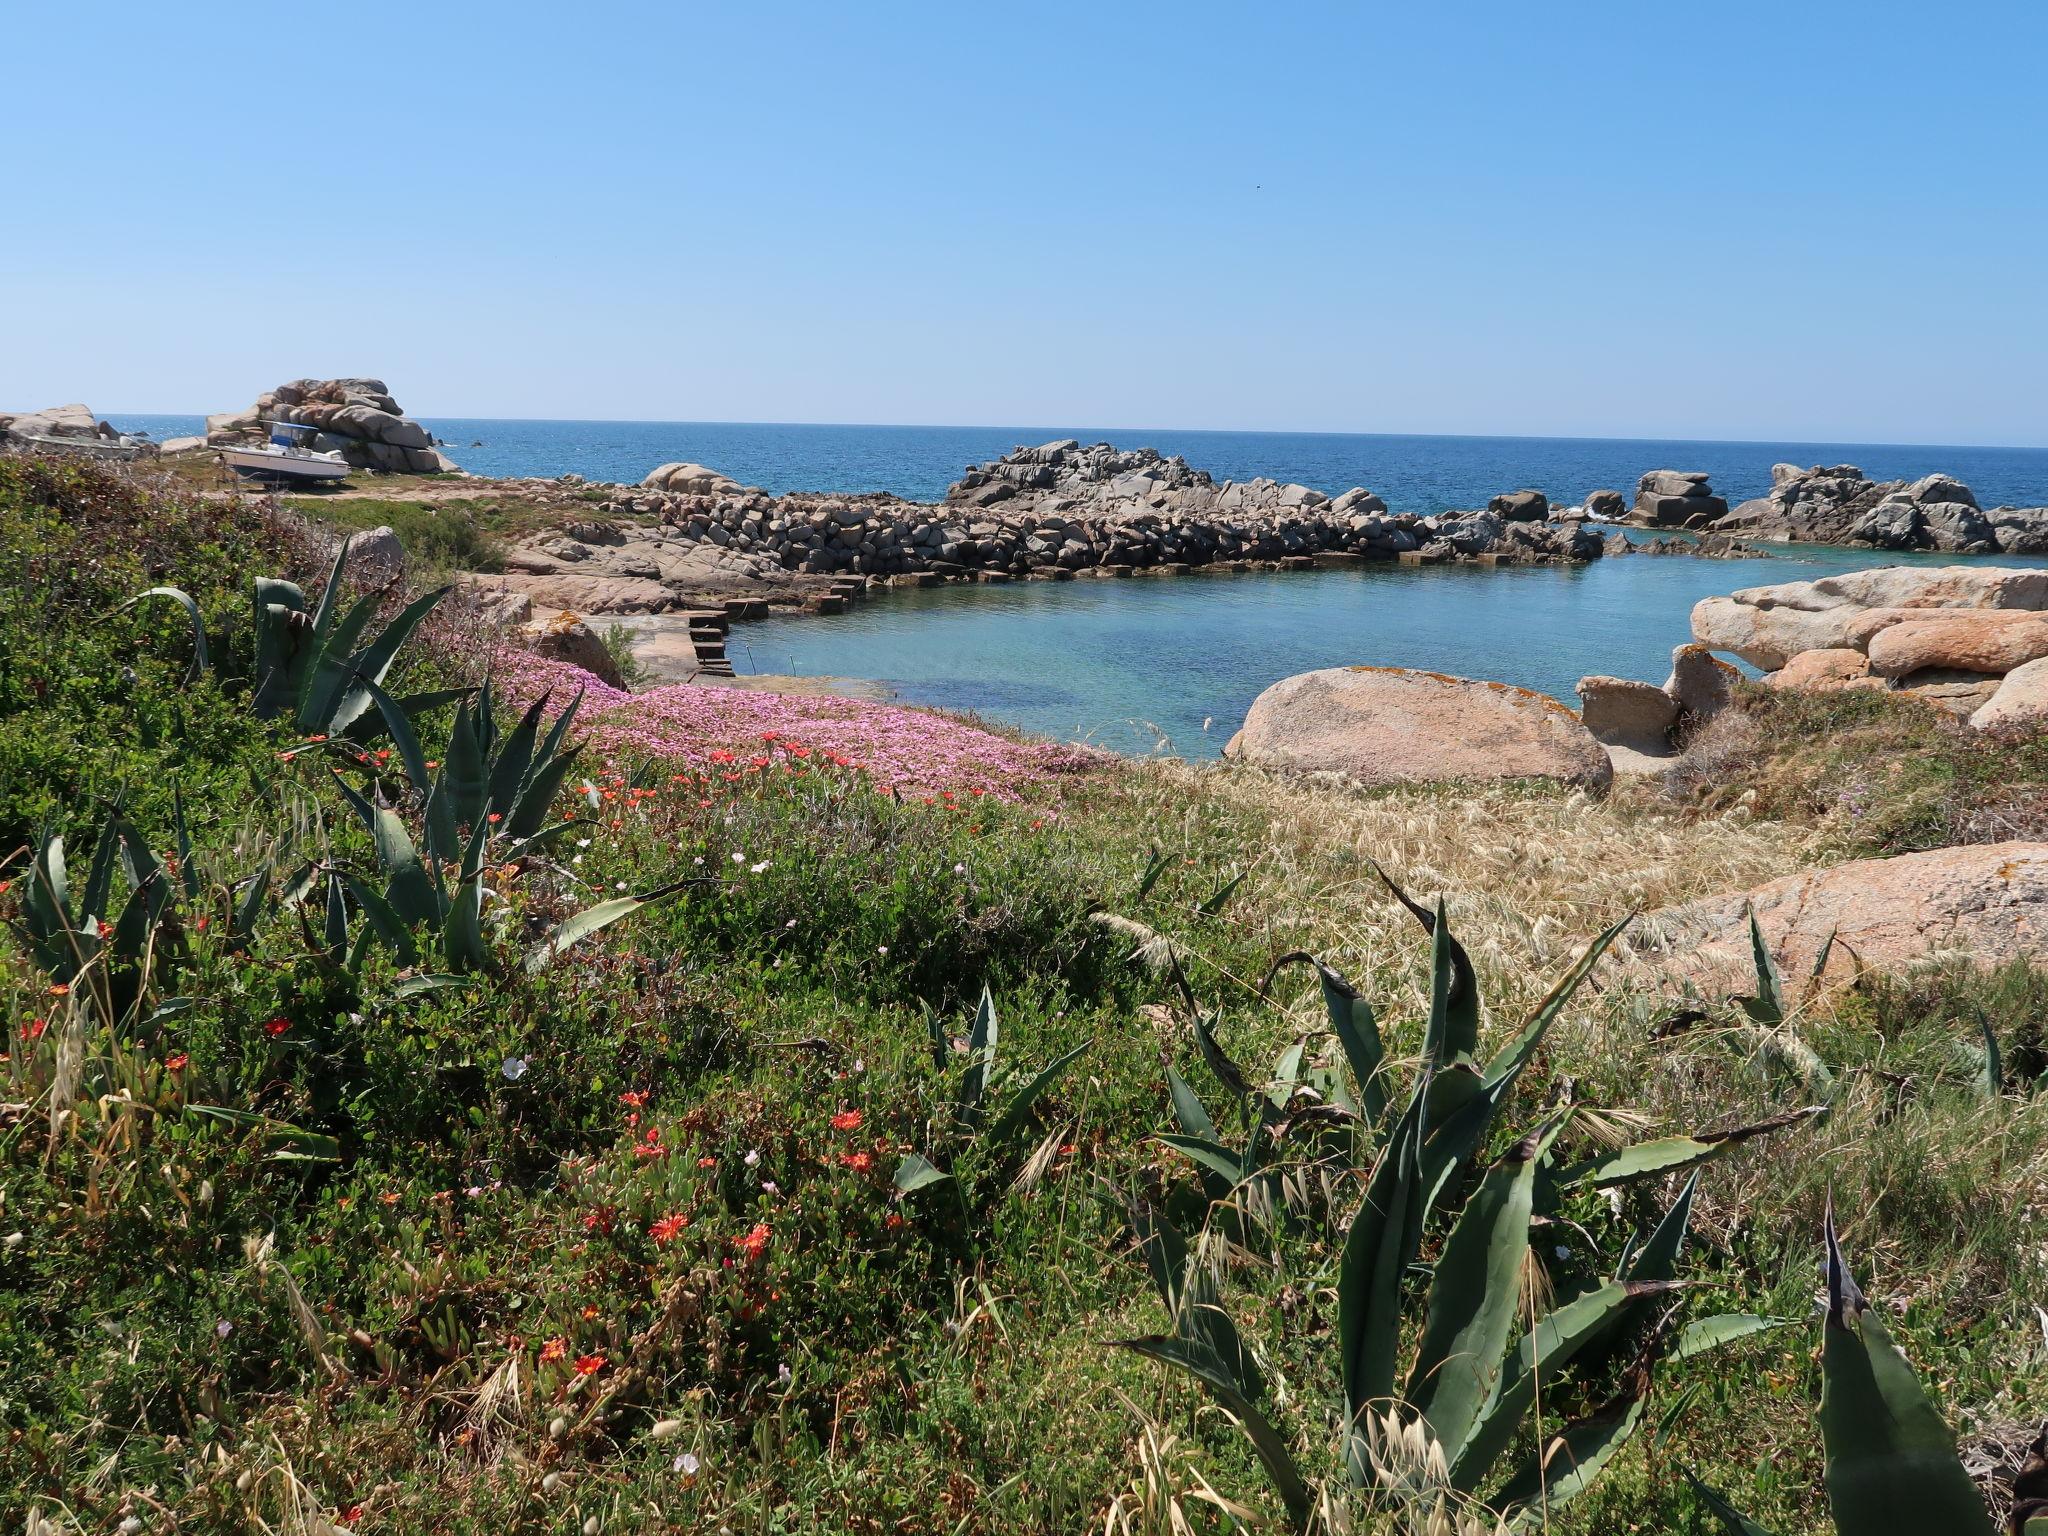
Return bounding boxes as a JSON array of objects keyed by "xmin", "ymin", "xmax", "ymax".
[
  {"xmin": 1672, "ymin": 1312, "xmax": 1797, "ymax": 1363},
  {"xmin": 230, "ymin": 859, "xmax": 272, "ymax": 945},
  {"xmin": 508, "ymin": 743, "xmax": 584, "ymax": 842},
  {"xmin": 79, "ymin": 818, "xmax": 121, "ymax": 928},
  {"xmin": 1133, "ymin": 846, "xmax": 1173, "ymax": 902},
  {"xmin": 1263, "ymin": 951, "xmax": 1387, "ymax": 1128},
  {"xmin": 1110, "ymin": 1334, "xmax": 1312, "ymax": 1530},
  {"xmin": 443, "ymin": 695, "xmax": 489, "ymax": 828},
  {"xmin": 341, "ymin": 873, "xmax": 419, "ymax": 964},
  {"xmin": 1158, "ymin": 1133, "xmax": 1252, "ymax": 1189},
  {"xmin": 330, "ymin": 770, "xmax": 442, "ymax": 927},
  {"xmin": 1376, "ymin": 866, "xmax": 1479, "ymax": 1063},
  {"xmin": 1167, "ymin": 949, "xmax": 1253, "ymax": 1106},
  {"xmin": 442, "ymin": 870, "xmax": 489, "ymax": 973},
  {"xmin": 1167, "ymin": 1064, "xmax": 1220, "ymax": 1142},
  {"xmin": 365, "ymin": 678, "xmax": 435, "ymax": 801},
  {"xmin": 1493, "ymin": 1385, "xmax": 1647, "ymax": 1523},
  {"xmin": 304, "ymin": 540, "xmax": 350, "ymax": 646},
  {"xmin": 251, "ymin": 579, "xmax": 309, "ymax": 718},
  {"xmin": 1737, "ymin": 902, "xmax": 1786, "ymax": 1026},
  {"xmin": 1625, "ymin": 1168, "xmax": 1701, "ymax": 1282},
  {"xmin": 1555, "ymin": 1106, "xmax": 1822, "ymax": 1188},
  {"xmin": 522, "ymin": 878, "xmax": 688, "ymax": 973},
  {"xmin": 1409, "ymin": 1112, "xmax": 1569, "ymax": 1464},
  {"xmin": 1683, "ymin": 1471, "xmax": 1779, "ymax": 1536},
  {"xmin": 956, "ymin": 985, "xmax": 1000, "ymax": 1126},
  {"xmin": 385, "ymin": 973, "xmax": 477, "ymax": 1002},
  {"xmin": 1483, "ymin": 912, "xmax": 1633, "ymax": 1089},
  {"xmin": 1820, "ymin": 1204, "xmax": 1993, "ymax": 1535},
  {"xmin": 171, "ymin": 784, "xmax": 200, "ymax": 902},
  {"xmin": 1125, "ymin": 1198, "xmax": 1256, "ymax": 1382},
  {"xmin": 894, "ymin": 1151, "xmax": 953, "ymax": 1192},
  {"xmin": 298, "ymin": 591, "xmax": 383, "ymax": 731},
  {"xmin": 324, "ymin": 584, "xmax": 453, "ymax": 735},
  {"xmin": 1340, "ymin": 1089, "xmax": 1427, "ymax": 1480},
  {"xmin": 1448, "ymin": 1278, "xmax": 1683, "ymax": 1491},
  {"xmin": 1979, "ymin": 1014, "xmax": 2003, "ymax": 1099},
  {"xmin": 324, "ymin": 871, "xmax": 349, "ymax": 958},
  {"xmin": 185, "ymin": 1104, "xmax": 342, "ymax": 1163},
  {"xmin": 1197, "ymin": 870, "xmax": 1246, "ymax": 916},
  {"xmin": 487, "ymin": 694, "xmax": 550, "ymax": 830},
  {"xmin": 983, "ymin": 1041, "xmax": 1089, "ymax": 1151},
  {"xmin": 123, "ymin": 586, "xmax": 210, "ymax": 681}
]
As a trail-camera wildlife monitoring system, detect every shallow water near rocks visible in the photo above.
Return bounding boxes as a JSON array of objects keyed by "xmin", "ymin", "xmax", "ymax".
[{"xmin": 726, "ymin": 544, "xmax": 2048, "ymax": 758}]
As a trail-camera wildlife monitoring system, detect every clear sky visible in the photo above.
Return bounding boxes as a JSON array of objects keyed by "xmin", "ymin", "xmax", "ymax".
[{"xmin": 5, "ymin": 1, "xmax": 2043, "ymax": 444}]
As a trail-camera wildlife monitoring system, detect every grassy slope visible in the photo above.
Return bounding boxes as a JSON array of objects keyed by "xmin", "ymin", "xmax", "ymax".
[{"xmin": 2, "ymin": 459, "xmax": 2045, "ymax": 1535}]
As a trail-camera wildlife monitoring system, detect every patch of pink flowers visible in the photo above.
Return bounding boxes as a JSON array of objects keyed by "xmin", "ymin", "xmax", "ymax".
[{"xmin": 493, "ymin": 650, "xmax": 1098, "ymax": 799}]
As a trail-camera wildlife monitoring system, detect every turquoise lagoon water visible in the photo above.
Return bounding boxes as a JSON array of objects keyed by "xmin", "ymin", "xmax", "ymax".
[
  {"xmin": 109, "ymin": 415, "xmax": 2048, "ymax": 756},
  {"xmin": 726, "ymin": 546, "xmax": 2048, "ymax": 758}
]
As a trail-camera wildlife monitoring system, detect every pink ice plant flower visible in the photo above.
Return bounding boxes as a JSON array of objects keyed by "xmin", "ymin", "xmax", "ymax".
[{"xmin": 492, "ymin": 650, "xmax": 1098, "ymax": 799}]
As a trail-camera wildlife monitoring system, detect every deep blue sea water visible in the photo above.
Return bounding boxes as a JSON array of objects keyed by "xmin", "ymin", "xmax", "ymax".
[
  {"xmin": 108, "ymin": 415, "xmax": 2048, "ymax": 755},
  {"xmin": 110, "ymin": 415, "xmax": 2048, "ymax": 513}
]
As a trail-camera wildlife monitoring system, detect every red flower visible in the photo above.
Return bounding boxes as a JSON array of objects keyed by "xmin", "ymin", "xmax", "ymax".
[
  {"xmin": 538, "ymin": 1337, "xmax": 567, "ymax": 1363},
  {"xmin": 633, "ymin": 1126, "xmax": 666, "ymax": 1159},
  {"xmin": 830, "ymin": 1109, "xmax": 863, "ymax": 1132},
  {"xmin": 581, "ymin": 1205, "xmax": 617, "ymax": 1235},
  {"xmin": 487, "ymin": 812, "xmax": 503, "ymax": 824},
  {"xmin": 573, "ymin": 1354, "xmax": 606, "ymax": 1376},
  {"xmin": 165, "ymin": 1051, "xmax": 190, "ymax": 1071},
  {"xmin": 20, "ymin": 1017, "xmax": 47, "ymax": 1041},
  {"xmin": 839, "ymin": 1151, "xmax": 874, "ymax": 1175},
  {"xmin": 262, "ymin": 1017, "xmax": 290, "ymax": 1037},
  {"xmin": 618, "ymin": 1090, "xmax": 649, "ymax": 1108},
  {"xmin": 734, "ymin": 1222, "xmax": 771, "ymax": 1262},
  {"xmin": 650, "ymin": 1213, "xmax": 688, "ymax": 1244},
  {"xmin": 697, "ymin": 1155, "xmax": 717, "ymax": 1168}
]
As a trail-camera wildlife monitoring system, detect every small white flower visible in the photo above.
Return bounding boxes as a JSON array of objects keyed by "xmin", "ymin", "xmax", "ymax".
[
  {"xmin": 465, "ymin": 1185, "xmax": 484, "ymax": 1198},
  {"xmin": 215, "ymin": 1319, "xmax": 233, "ymax": 1338},
  {"xmin": 693, "ymin": 856, "xmax": 705, "ymax": 866},
  {"xmin": 501, "ymin": 1056, "xmax": 530, "ymax": 1082},
  {"xmin": 678, "ymin": 1451, "xmax": 701, "ymax": 1476},
  {"xmin": 761, "ymin": 1180, "xmax": 779, "ymax": 1194},
  {"xmin": 777, "ymin": 1363, "xmax": 792, "ymax": 1386},
  {"xmin": 876, "ymin": 945, "xmax": 889, "ymax": 956},
  {"xmin": 1554, "ymin": 1244, "xmax": 1572, "ymax": 1260},
  {"xmin": 615, "ymin": 880, "xmax": 628, "ymax": 891},
  {"xmin": 571, "ymin": 854, "xmax": 584, "ymax": 865},
  {"xmin": 730, "ymin": 851, "xmax": 745, "ymax": 864},
  {"xmin": 750, "ymin": 860, "xmax": 771, "ymax": 874},
  {"xmin": 953, "ymin": 863, "xmax": 966, "ymax": 875},
  {"xmin": 852, "ymin": 1058, "xmax": 865, "ymax": 1075},
  {"xmin": 576, "ymin": 838, "xmax": 592, "ymax": 848},
  {"xmin": 785, "ymin": 918, "xmax": 797, "ymax": 929},
  {"xmin": 744, "ymin": 1149, "xmax": 760, "ymax": 1167}
]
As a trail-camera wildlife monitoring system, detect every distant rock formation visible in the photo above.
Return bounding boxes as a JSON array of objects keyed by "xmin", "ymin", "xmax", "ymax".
[
  {"xmin": 1, "ymin": 404, "xmax": 156, "ymax": 456},
  {"xmin": 947, "ymin": 439, "xmax": 1387, "ymax": 523},
  {"xmin": 1629, "ymin": 470, "xmax": 1728, "ymax": 529},
  {"xmin": 206, "ymin": 378, "xmax": 458, "ymax": 474},
  {"xmin": 1713, "ymin": 463, "xmax": 2048, "ymax": 553},
  {"xmin": 642, "ymin": 462, "xmax": 745, "ymax": 496}
]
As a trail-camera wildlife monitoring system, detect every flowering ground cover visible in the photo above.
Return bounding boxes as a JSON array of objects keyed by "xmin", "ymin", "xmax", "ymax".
[{"xmin": 493, "ymin": 648, "xmax": 1099, "ymax": 800}]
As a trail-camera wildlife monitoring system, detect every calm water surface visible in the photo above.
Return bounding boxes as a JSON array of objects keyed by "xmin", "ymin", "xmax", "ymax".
[
  {"xmin": 728, "ymin": 545, "xmax": 2048, "ymax": 758},
  {"xmin": 109, "ymin": 415, "xmax": 2048, "ymax": 756}
]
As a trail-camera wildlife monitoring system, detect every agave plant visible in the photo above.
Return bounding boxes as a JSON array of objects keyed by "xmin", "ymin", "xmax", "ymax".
[
  {"xmin": 1690, "ymin": 1205, "xmax": 2011, "ymax": 1535},
  {"xmin": 1115, "ymin": 891, "xmax": 1813, "ymax": 1531},
  {"xmin": 892, "ymin": 986, "xmax": 1090, "ymax": 1243},
  {"xmin": 11, "ymin": 810, "xmax": 176, "ymax": 1030}
]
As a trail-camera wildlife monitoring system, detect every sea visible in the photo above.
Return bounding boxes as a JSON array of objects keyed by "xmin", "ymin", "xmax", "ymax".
[{"xmin": 111, "ymin": 415, "xmax": 2048, "ymax": 757}]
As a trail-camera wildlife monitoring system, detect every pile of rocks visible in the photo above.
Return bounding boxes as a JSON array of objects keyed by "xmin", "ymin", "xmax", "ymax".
[
  {"xmin": 1, "ymin": 403, "xmax": 157, "ymax": 456},
  {"xmin": 1576, "ymin": 644, "xmax": 1742, "ymax": 772},
  {"xmin": 1690, "ymin": 565, "xmax": 2048, "ymax": 730},
  {"xmin": 206, "ymin": 378, "xmax": 458, "ymax": 474},
  {"xmin": 946, "ymin": 439, "xmax": 1372, "ymax": 522},
  {"xmin": 1629, "ymin": 470, "xmax": 1728, "ymax": 529},
  {"xmin": 1714, "ymin": 464, "xmax": 2048, "ymax": 553},
  {"xmin": 642, "ymin": 462, "xmax": 744, "ymax": 496}
]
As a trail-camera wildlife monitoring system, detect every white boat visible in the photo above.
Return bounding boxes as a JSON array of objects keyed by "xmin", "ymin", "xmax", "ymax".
[{"xmin": 218, "ymin": 421, "xmax": 352, "ymax": 484}]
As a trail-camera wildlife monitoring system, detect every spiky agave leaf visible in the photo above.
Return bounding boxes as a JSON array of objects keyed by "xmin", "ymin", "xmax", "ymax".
[
  {"xmin": 1682, "ymin": 1470, "xmax": 1779, "ymax": 1536},
  {"xmin": 1552, "ymin": 1105, "xmax": 1823, "ymax": 1189},
  {"xmin": 1262, "ymin": 950, "xmax": 1387, "ymax": 1127},
  {"xmin": 121, "ymin": 586, "xmax": 209, "ymax": 681},
  {"xmin": 522, "ymin": 877, "xmax": 690, "ymax": 974},
  {"xmin": 1820, "ymin": 1202, "xmax": 1994, "ymax": 1535}
]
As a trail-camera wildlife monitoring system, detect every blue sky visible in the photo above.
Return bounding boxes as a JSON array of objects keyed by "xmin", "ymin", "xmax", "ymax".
[{"xmin": 4, "ymin": 1, "xmax": 2043, "ymax": 444}]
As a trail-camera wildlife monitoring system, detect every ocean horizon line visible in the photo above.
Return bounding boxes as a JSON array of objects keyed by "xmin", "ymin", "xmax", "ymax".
[{"xmin": 100, "ymin": 411, "xmax": 2048, "ymax": 457}]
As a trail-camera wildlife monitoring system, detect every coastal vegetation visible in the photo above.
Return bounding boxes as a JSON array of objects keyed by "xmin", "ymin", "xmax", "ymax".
[{"xmin": 4, "ymin": 455, "xmax": 2045, "ymax": 1535}]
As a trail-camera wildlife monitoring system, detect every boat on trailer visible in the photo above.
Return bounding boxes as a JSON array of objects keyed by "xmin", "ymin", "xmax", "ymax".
[{"xmin": 217, "ymin": 421, "xmax": 352, "ymax": 485}]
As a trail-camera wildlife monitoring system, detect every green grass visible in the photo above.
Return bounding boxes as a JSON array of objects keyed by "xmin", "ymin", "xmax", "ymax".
[{"xmin": 3, "ymin": 460, "xmax": 2044, "ymax": 1535}]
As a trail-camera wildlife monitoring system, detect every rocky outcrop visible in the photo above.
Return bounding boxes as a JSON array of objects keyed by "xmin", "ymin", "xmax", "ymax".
[
  {"xmin": 1630, "ymin": 470, "xmax": 1728, "ymax": 529},
  {"xmin": 340, "ymin": 525, "xmax": 405, "ymax": 587},
  {"xmin": 1575, "ymin": 643, "xmax": 1738, "ymax": 773},
  {"xmin": 206, "ymin": 378, "xmax": 457, "ymax": 474},
  {"xmin": 1691, "ymin": 565, "xmax": 2048, "ymax": 726},
  {"xmin": 1236, "ymin": 666, "xmax": 1613, "ymax": 792},
  {"xmin": 1488, "ymin": 490, "xmax": 1549, "ymax": 521},
  {"xmin": 642, "ymin": 462, "xmax": 744, "ymax": 496},
  {"xmin": 1971, "ymin": 657, "xmax": 2048, "ymax": 733},
  {"xmin": 524, "ymin": 611, "xmax": 625, "ymax": 689},
  {"xmin": 2, "ymin": 404, "xmax": 156, "ymax": 455},
  {"xmin": 1644, "ymin": 842, "xmax": 2048, "ymax": 981},
  {"xmin": 1714, "ymin": 464, "xmax": 2047, "ymax": 553},
  {"xmin": 492, "ymin": 517, "xmax": 806, "ymax": 614},
  {"xmin": 1583, "ymin": 489, "xmax": 1627, "ymax": 519}
]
